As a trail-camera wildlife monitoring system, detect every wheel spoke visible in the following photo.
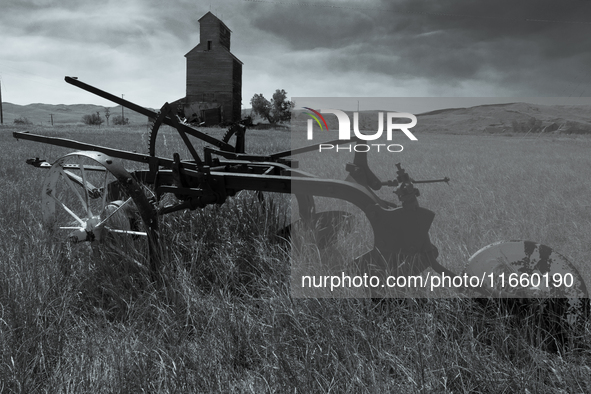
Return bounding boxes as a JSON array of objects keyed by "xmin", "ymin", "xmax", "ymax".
[
  {"xmin": 62, "ymin": 170, "xmax": 98, "ymax": 192},
  {"xmin": 96, "ymin": 197, "xmax": 132, "ymax": 228},
  {"xmin": 104, "ymin": 227, "xmax": 148, "ymax": 236},
  {"xmin": 48, "ymin": 192, "xmax": 86, "ymax": 226},
  {"xmin": 101, "ymin": 169, "xmax": 109, "ymax": 211},
  {"xmin": 58, "ymin": 167, "xmax": 89, "ymax": 216},
  {"xmin": 79, "ymin": 162, "xmax": 92, "ymax": 217},
  {"xmin": 42, "ymin": 153, "xmax": 156, "ymax": 269}
]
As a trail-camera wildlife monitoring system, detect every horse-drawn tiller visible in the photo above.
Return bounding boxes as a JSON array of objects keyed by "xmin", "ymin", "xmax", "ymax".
[{"xmin": 13, "ymin": 77, "xmax": 589, "ymax": 307}]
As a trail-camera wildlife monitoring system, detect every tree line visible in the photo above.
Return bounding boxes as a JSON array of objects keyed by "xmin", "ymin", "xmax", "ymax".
[
  {"xmin": 81, "ymin": 89, "xmax": 293, "ymax": 127},
  {"xmin": 83, "ymin": 108, "xmax": 128, "ymax": 126}
]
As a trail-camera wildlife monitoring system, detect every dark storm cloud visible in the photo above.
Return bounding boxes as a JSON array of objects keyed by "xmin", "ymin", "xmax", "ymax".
[
  {"xmin": 2, "ymin": 0, "xmax": 590, "ymax": 105},
  {"xmin": 245, "ymin": 0, "xmax": 591, "ymax": 96},
  {"xmin": 3, "ymin": 1, "xmax": 184, "ymax": 48},
  {"xmin": 0, "ymin": 0, "xmax": 210, "ymax": 105}
]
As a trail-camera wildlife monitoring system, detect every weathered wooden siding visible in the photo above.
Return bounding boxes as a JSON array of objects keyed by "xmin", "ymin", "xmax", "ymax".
[
  {"xmin": 219, "ymin": 24, "xmax": 231, "ymax": 51},
  {"xmin": 186, "ymin": 50, "xmax": 239, "ymax": 122},
  {"xmin": 232, "ymin": 59, "xmax": 242, "ymax": 122},
  {"xmin": 186, "ymin": 51, "xmax": 233, "ymax": 94},
  {"xmin": 196, "ymin": 13, "xmax": 231, "ymax": 51},
  {"xmin": 184, "ymin": 12, "xmax": 242, "ymax": 123}
]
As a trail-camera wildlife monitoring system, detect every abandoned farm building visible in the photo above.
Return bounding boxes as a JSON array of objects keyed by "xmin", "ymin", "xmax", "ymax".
[{"xmin": 174, "ymin": 11, "xmax": 243, "ymax": 125}]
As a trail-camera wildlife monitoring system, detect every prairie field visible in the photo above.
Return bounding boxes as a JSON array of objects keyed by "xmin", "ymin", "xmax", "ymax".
[{"xmin": 1, "ymin": 123, "xmax": 591, "ymax": 392}]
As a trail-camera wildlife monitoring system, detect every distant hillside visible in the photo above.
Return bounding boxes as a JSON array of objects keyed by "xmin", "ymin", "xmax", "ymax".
[
  {"xmin": 4, "ymin": 102, "xmax": 590, "ymax": 135},
  {"xmin": 416, "ymin": 102, "xmax": 591, "ymax": 134},
  {"xmin": 1, "ymin": 103, "xmax": 155, "ymax": 126},
  {"xmin": 292, "ymin": 102, "xmax": 591, "ymax": 135},
  {"xmin": 2, "ymin": 104, "xmax": 258, "ymax": 127}
]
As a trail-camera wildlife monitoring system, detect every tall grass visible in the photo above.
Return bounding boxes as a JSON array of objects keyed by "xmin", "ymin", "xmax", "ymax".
[{"xmin": 0, "ymin": 124, "xmax": 590, "ymax": 392}]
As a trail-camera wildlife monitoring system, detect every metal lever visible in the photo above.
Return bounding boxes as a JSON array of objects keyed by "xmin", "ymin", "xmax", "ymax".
[{"xmin": 411, "ymin": 177, "xmax": 450, "ymax": 184}]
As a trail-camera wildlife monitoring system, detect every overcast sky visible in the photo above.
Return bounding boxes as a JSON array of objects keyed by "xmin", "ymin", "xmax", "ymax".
[{"xmin": 1, "ymin": 0, "xmax": 591, "ymax": 110}]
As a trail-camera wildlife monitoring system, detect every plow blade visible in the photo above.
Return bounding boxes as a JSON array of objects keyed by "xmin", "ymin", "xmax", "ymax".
[{"xmin": 280, "ymin": 210, "xmax": 354, "ymax": 248}]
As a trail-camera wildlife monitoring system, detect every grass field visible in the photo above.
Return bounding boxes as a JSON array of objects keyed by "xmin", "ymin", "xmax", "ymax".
[{"xmin": 1, "ymin": 122, "xmax": 591, "ymax": 392}]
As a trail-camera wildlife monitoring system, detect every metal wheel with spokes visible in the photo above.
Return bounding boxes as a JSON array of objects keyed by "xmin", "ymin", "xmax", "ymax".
[{"xmin": 42, "ymin": 151, "xmax": 159, "ymax": 272}]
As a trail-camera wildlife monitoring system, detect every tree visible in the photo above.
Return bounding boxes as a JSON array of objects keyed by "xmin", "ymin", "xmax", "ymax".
[
  {"xmin": 82, "ymin": 111, "xmax": 104, "ymax": 126},
  {"xmin": 112, "ymin": 115, "xmax": 129, "ymax": 125},
  {"xmin": 250, "ymin": 89, "xmax": 293, "ymax": 124},
  {"xmin": 104, "ymin": 108, "xmax": 111, "ymax": 126},
  {"xmin": 13, "ymin": 116, "xmax": 32, "ymax": 125}
]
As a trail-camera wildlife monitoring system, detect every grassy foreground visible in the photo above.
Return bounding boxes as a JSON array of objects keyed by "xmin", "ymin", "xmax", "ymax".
[{"xmin": 1, "ymin": 124, "xmax": 591, "ymax": 392}]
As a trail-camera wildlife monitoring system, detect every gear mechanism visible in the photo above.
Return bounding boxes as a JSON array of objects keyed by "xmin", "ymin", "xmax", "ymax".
[
  {"xmin": 148, "ymin": 104, "xmax": 249, "ymax": 157},
  {"xmin": 222, "ymin": 122, "xmax": 247, "ymax": 153},
  {"xmin": 147, "ymin": 108, "xmax": 167, "ymax": 157}
]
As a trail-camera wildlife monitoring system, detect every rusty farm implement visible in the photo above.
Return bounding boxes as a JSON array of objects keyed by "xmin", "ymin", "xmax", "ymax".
[{"xmin": 12, "ymin": 77, "xmax": 589, "ymax": 322}]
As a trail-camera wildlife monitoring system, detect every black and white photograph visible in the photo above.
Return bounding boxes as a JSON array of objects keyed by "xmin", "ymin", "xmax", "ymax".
[{"xmin": 1, "ymin": 0, "xmax": 591, "ymax": 392}]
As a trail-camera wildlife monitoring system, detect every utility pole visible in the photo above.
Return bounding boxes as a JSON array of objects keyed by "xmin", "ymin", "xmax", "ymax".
[
  {"xmin": 121, "ymin": 94, "xmax": 125, "ymax": 122},
  {"xmin": 50, "ymin": 114, "xmax": 53, "ymax": 125}
]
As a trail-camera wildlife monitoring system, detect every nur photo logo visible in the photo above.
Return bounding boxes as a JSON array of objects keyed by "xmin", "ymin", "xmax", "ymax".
[{"xmin": 303, "ymin": 108, "xmax": 418, "ymax": 153}]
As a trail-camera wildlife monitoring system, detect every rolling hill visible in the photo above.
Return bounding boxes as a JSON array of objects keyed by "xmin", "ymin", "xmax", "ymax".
[
  {"xmin": 292, "ymin": 102, "xmax": 591, "ymax": 135},
  {"xmin": 2, "ymin": 102, "xmax": 590, "ymax": 135},
  {"xmin": 1, "ymin": 102, "xmax": 154, "ymax": 126}
]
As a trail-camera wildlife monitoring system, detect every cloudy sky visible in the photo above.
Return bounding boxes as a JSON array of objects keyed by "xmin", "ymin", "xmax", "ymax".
[{"xmin": 1, "ymin": 0, "xmax": 591, "ymax": 109}]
